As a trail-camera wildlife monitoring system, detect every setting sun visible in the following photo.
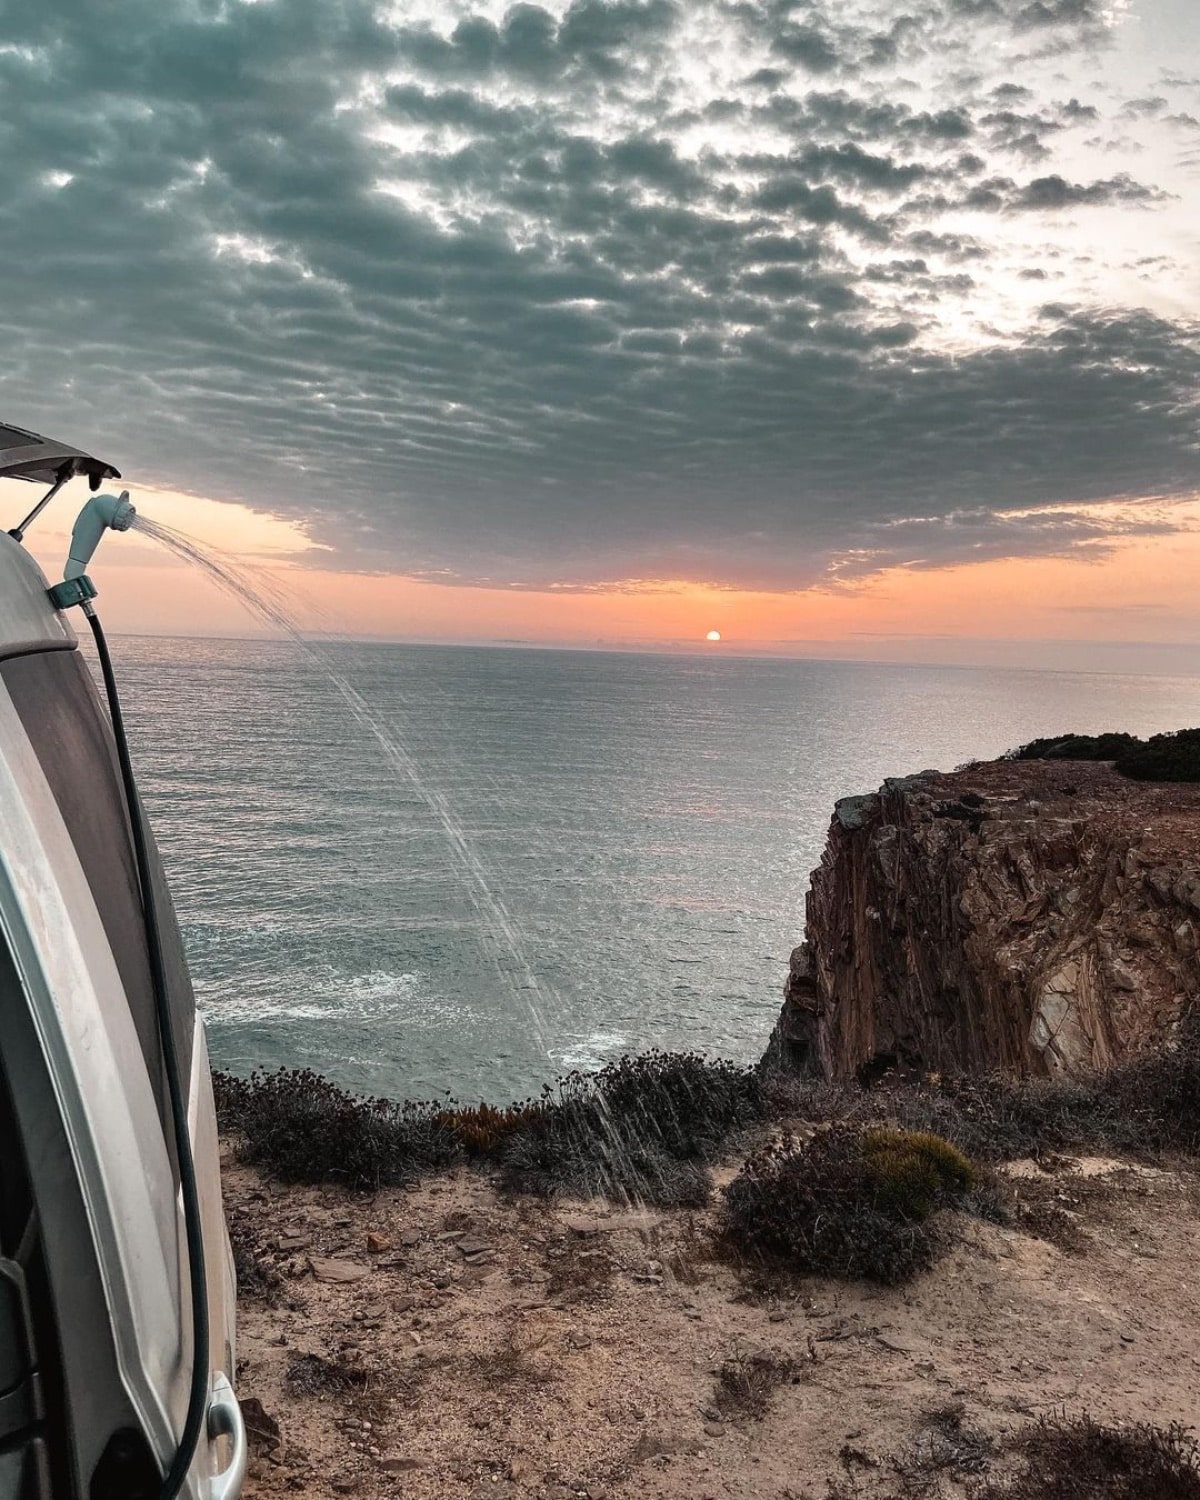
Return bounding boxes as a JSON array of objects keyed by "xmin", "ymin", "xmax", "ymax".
[{"xmin": 706, "ymin": 630, "xmax": 722, "ymax": 642}]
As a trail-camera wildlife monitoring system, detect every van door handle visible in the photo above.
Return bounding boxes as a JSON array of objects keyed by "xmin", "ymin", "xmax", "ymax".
[{"xmin": 205, "ymin": 1372, "xmax": 247, "ymax": 1500}]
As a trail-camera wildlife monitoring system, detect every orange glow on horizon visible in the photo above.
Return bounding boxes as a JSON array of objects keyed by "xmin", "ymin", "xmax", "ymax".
[{"xmin": 9, "ymin": 479, "xmax": 1200, "ymax": 675}]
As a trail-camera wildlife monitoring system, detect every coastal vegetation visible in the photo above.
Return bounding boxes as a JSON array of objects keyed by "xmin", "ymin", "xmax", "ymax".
[
  {"xmin": 213, "ymin": 1049, "xmax": 766, "ymax": 1205},
  {"xmin": 777, "ymin": 1007, "xmax": 1200, "ymax": 1167},
  {"xmin": 1008, "ymin": 726, "xmax": 1200, "ymax": 781},
  {"xmin": 214, "ymin": 1011, "xmax": 1200, "ymax": 1273}
]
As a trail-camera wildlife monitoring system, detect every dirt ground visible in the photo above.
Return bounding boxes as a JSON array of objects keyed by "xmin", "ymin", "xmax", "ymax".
[{"xmin": 228, "ymin": 1140, "xmax": 1200, "ymax": 1500}]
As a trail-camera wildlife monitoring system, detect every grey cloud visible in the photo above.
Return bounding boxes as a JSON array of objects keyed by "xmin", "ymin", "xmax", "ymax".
[
  {"xmin": 790, "ymin": 142, "xmax": 933, "ymax": 191},
  {"xmin": 1061, "ymin": 97, "xmax": 1100, "ymax": 123},
  {"xmin": 1013, "ymin": 0, "xmax": 1108, "ymax": 30},
  {"xmin": 1121, "ymin": 96, "xmax": 1170, "ymax": 120},
  {"xmin": 0, "ymin": 0, "xmax": 1190, "ymax": 595},
  {"xmin": 991, "ymin": 83, "xmax": 1034, "ymax": 103},
  {"xmin": 752, "ymin": 177, "xmax": 894, "ymax": 240},
  {"xmin": 771, "ymin": 24, "xmax": 842, "ymax": 73},
  {"xmin": 1016, "ymin": 172, "xmax": 1167, "ymax": 208},
  {"xmin": 399, "ymin": 0, "xmax": 677, "ymax": 82},
  {"xmin": 830, "ymin": 504, "xmax": 1181, "ymax": 579},
  {"xmin": 954, "ymin": 170, "xmax": 1165, "ymax": 211}
]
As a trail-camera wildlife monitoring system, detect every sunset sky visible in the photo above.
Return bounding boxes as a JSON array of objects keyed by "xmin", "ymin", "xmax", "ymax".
[{"xmin": 3, "ymin": 0, "xmax": 1199, "ymax": 669}]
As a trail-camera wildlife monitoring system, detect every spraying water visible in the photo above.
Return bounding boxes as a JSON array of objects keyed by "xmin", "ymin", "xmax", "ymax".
[
  {"xmin": 123, "ymin": 518, "xmax": 766, "ymax": 1209},
  {"xmin": 130, "ymin": 514, "xmax": 564, "ymax": 1056}
]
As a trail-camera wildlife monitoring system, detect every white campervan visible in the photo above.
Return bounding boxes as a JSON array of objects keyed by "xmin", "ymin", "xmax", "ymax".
[{"xmin": 0, "ymin": 422, "xmax": 243, "ymax": 1498}]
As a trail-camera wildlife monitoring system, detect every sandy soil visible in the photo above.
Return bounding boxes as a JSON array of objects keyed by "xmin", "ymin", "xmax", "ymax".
[{"xmin": 228, "ymin": 1141, "xmax": 1200, "ymax": 1500}]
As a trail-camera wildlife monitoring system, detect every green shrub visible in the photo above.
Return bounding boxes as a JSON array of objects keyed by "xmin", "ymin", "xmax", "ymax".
[
  {"xmin": 1006, "ymin": 732, "xmax": 1142, "ymax": 762},
  {"xmin": 1116, "ymin": 728, "xmax": 1200, "ymax": 783},
  {"xmin": 719, "ymin": 1125, "xmax": 978, "ymax": 1284},
  {"xmin": 975, "ymin": 1413, "xmax": 1200, "ymax": 1499},
  {"xmin": 1004, "ymin": 727, "xmax": 1200, "ymax": 783},
  {"xmin": 860, "ymin": 1127, "xmax": 976, "ymax": 1215}
]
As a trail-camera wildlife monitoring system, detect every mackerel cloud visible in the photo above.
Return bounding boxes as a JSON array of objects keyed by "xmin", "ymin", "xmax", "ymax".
[{"xmin": 1, "ymin": 0, "xmax": 1197, "ymax": 589}]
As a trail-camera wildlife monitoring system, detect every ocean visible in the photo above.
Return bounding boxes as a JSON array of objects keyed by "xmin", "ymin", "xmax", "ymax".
[{"xmin": 95, "ymin": 635, "xmax": 1200, "ymax": 1104}]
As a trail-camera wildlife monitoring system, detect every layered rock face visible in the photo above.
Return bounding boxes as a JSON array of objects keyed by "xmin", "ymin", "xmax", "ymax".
[{"xmin": 768, "ymin": 760, "xmax": 1200, "ymax": 1080}]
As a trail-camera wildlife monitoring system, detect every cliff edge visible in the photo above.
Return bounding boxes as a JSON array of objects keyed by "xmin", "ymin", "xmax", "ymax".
[{"xmin": 768, "ymin": 758, "xmax": 1200, "ymax": 1081}]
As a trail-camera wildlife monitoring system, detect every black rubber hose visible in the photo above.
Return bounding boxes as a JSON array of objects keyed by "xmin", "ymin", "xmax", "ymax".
[{"xmin": 86, "ymin": 608, "xmax": 210, "ymax": 1498}]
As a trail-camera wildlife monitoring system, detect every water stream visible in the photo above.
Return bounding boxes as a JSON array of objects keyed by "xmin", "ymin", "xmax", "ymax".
[{"xmin": 130, "ymin": 514, "xmax": 563, "ymax": 1062}]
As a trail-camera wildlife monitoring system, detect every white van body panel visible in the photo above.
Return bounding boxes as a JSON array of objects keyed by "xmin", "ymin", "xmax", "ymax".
[{"xmin": 0, "ymin": 533, "xmax": 238, "ymax": 1495}]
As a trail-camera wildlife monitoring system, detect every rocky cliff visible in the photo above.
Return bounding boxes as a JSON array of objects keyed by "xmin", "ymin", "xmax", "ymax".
[{"xmin": 768, "ymin": 759, "xmax": 1200, "ymax": 1080}]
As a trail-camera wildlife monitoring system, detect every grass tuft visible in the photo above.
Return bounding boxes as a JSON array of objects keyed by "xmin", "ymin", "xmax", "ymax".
[{"xmin": 713, "ymin": 1349, "xmax": 800, "ymax": 1420}]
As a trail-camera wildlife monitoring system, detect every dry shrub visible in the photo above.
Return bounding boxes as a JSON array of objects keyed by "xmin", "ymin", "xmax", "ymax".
[
  {"xmin": 286, "ymin": 1351, "xmax": 368, "ymax": 1396},
  {"xmin": 713, "ymin": 1350, "xmax": 800, "ymax": 1420},
  {"xmin": 213, "ymin": 1049, "xmax": 765, "ymax": 1204},
  {"xmin": 436, "ymin": 1099, "xmax": 545, "ymax": 1156},
  {"xmin": 765, "ymin": 1008, "xmax": 1200, "ymax": 1169},
  {"xmin": 720, "ymin": 1126, "xmax": 977, "ymax": 1284},
  {"xmin": 973, "ymin": 1413, "xmax": 1200, "ymax": 1500},
  {"xmin": 595, "ymin": 1050, "xmax": 767, "ymax": 1158},
  {"xmin": 498, "ymin": 1051, "xmax": 766, "ymax": 1206},
  {"xmin": 895, "ymin": 1404, "xmax": 994, "ymax": 1492},
  {"xmin": 213, "ymin": 1068, "xmax": 458, "ymax": 1189},
  {"xmin": 226, "ymin": 1212, "xmax": 284, "ymax": 1303}
]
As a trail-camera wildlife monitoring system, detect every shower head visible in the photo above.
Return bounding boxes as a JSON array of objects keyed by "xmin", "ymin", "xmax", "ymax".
[{"xmin": 64, "ymin": 490, "xmax": 135, "ymax": 581}]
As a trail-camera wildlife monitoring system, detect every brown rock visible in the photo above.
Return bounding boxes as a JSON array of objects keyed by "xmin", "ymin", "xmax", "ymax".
[
  {"xmin": 365, "ymin": 1232, "xmax": 392, "ymax": 1254},
  {"xmin": 765, "ymin": 761, "xmax": 1200, "ymax": 1081},
  {"xmin": 562, "ymin": 1216, "xmax": 608, "ymax": 1237},
  {"xmin": 308, "ymin": 1256, "xmax": 370, "ymax": 1284},
  {"xmin": 240, "ymin": 1397, "xmax": 281, "ymax": 1456}
]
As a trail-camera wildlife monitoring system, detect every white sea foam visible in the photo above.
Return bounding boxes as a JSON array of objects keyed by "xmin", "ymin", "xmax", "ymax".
[{"xmin": 550, "ymin": 1031, "xmax": 630, "ymax": 1073}]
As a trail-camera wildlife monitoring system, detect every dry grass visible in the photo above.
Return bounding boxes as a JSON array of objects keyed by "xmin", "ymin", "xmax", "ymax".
[
  {"xmin": 466, "ymin": 1324, "xmax": 555, "ymax": 1388},
  {"xmin": 712, "ymin": 1349, "xmax": 800, "ymax": 1420},
  {"xmin": 542, "ymin": 1240, "xmax": 615, "ymax": 1304},
  {"xmin": 285, "ymin": 1351, "xmax": 369, "ymax": 1396},
  {"xmin": 973, "ymin": 1413, "xmax": 1200, "ymax": 1499},
  {"xmin": 887, "ymin": 1404, "xmax": 995, "ymax": 1495}
]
